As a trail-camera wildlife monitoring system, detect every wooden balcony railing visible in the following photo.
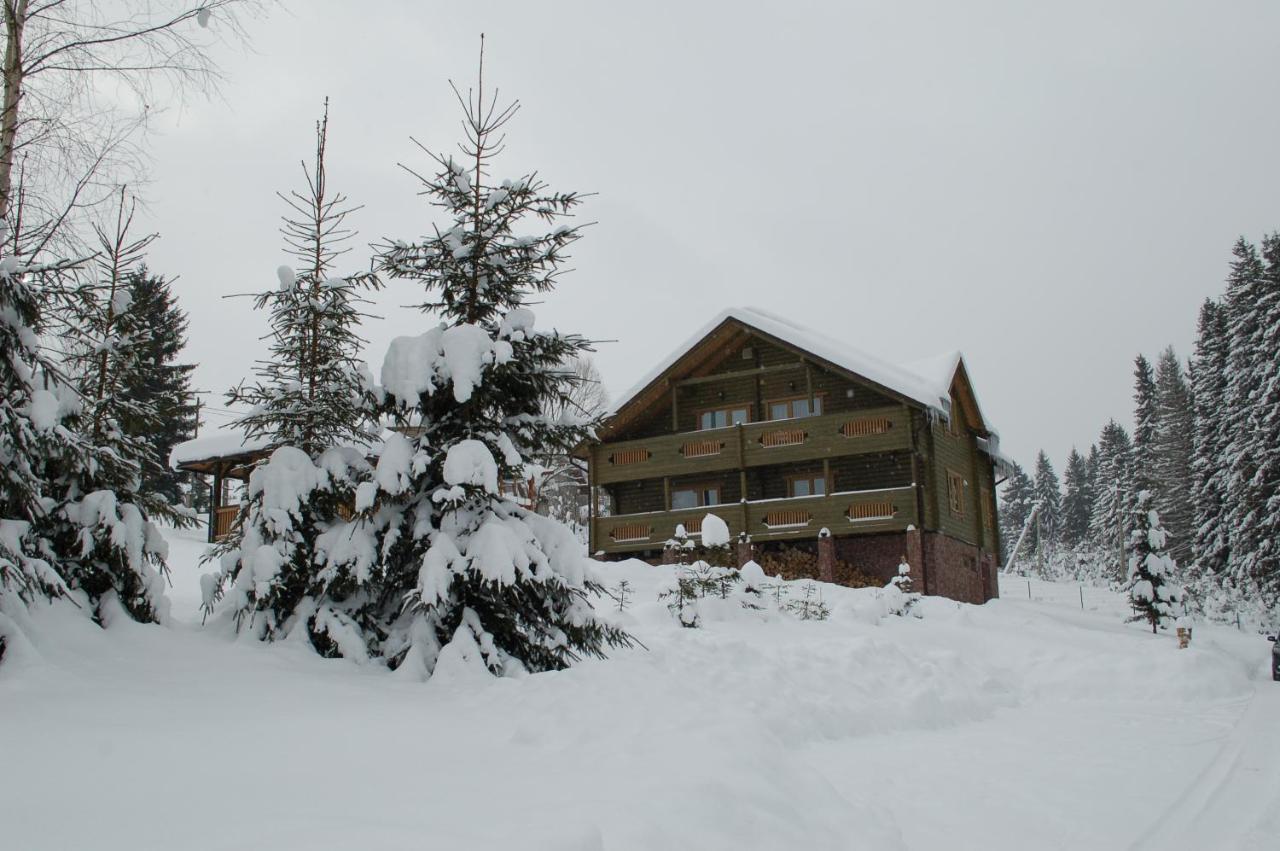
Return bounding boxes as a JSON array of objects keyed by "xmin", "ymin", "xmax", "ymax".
[
  {"xmin": 213, "ymin": 505, "xmax": 240, "ymax": 541},
  {"xmin": 592, "ymin": 485, "xmax": 917, "ymax": 553},
  {"xmin": 592, "ymin": 405, "xmax": 911, "ymax": 485}
]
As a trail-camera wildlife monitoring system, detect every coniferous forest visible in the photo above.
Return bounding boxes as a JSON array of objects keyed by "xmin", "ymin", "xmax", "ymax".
[{"xmin": 1000, "ymin": 235, "xmax": 1280, "ymax": 626}]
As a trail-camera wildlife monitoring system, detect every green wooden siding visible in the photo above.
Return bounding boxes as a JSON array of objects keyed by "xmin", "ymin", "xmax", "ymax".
[{"xmin": 929, "ymin": 412, "xmax": 993, "ymax": 547}]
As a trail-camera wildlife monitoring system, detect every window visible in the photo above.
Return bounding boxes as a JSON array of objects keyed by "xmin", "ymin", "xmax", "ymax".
[
  {"xmin": 787, "ymin": 474, "xmax": 826, "ymax": 498},
  {"xmin": 947, "ymin": 469, "xmax": 967, "ymax": 517},
  {"xmin": 767, "ymin": 395, "xmax": 823, "ymax": 421},
  {"xmin": 671, "ymin": 484, "xmax": 721, "ymax": 510},
  {"xmin": 698, "ymin": 406, "xmax": 750, "ymax": 430},
  {"xmin": 947, "ymin": 405, "xmax": 964, "ymax": 438}
]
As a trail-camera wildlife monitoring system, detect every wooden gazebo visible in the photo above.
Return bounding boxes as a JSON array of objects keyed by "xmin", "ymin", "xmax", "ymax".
[{"xmin": 171, "ymin": 431, "xmax": 273, "ymax": 542}]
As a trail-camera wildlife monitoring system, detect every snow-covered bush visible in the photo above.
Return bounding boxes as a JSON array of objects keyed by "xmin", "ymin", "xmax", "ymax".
[
  {"xmin": 883, "ymin": 559, "xmax": 922, "ymax": 618},
  {"xmin": 738, "ymin": 559, "xmax": 767, "ymax": 611},
  {"xmin": 786, "ymin": 581, "xmax": 830, "ymax": 621}
]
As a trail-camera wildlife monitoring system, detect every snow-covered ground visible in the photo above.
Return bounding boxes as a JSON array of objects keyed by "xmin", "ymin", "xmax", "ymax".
[{"xmin": 2, "ymin": 525, "xmax": 1277, "ymax": 851}]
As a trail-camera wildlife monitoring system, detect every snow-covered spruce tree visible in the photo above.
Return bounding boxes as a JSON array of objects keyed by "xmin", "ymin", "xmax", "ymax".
[
  {"xmin": 49, "ymin": 190, "xmax": 182, "ymax": 623},
  {"xmin": 1131, "ymin": 354, "xmax": 1158, "ymax": 488},
  {"xmin": 0, "ymin": 249, "xmax": 89, "ymax": 651},
  {"xmin": 1190, "ymin": 299, "xmax": 1230, "ymax": 585},
  {"xmin": 367, "ymin": 54, "xmax": 632, "ymax": 675},
  {"xmin": 205, "ymin": 104, "xmax": 384, "ymax": 653},
  {"xmin": 1031, "ymin": 451, "xmax": 1061, "ymax": 560},
  {"xmin": 1221, "ymin": 238, "xmax": 1267, "ymax": 596},
  {"xmin": 1126, "ymin": 490, "xmax": 1184, "ymax": 634},
  {"xmin": 116, "ymin": 267, "xmax": 198, "ymax": 505},
  {"xmin": 1060, "ymin": 448, "xmax": 1093, "ymax": 550},
  {"xmin": 1089, "ymin": 419, "xmax": 1133, "ymax": 580},
  {"xmin": 997, "ymin": 462, "xmax": 1034, "ymax": 564},
  {"xmin": 1246, "ymin": 234, "xmax": 1280, "ymax": 614},
  {"xmin": 1153, "ymin": 347, "xmax": 1194, "ymax": 563}
]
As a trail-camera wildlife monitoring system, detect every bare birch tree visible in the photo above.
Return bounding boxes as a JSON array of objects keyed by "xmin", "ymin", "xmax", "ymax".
[{"xmin": 0, "ymin": 0, "xmax": 261, "ymax": 259}]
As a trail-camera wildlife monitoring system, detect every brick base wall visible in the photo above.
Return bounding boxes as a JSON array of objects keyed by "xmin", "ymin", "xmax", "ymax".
[
  {"xmin": 921, "ymin": 532, "xmax": 998, "ymax": 605},
  {"xmin": 832, "ymin": 533, "xmax": 907, "ymax": 585},
  {"xmin": 834, "ymin": 531, "xmax": 997, "ymax": 605},
  {"xmin": 604, "ymin": 530, "xmax": 999, "ymax": 606}
]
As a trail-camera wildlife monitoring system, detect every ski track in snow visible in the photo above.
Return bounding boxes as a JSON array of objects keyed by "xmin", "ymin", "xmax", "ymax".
[
  {"xmin": 1130, "ymin": 658, "xmax": 1280, "ymax": 851},
  {"xmin": 1, "ymin": 530, "xmax": 1276, "ymax": 851}
]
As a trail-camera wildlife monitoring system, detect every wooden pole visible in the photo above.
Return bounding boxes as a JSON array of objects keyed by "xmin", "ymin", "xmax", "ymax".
[{"xmin": 209, "ymin": 465, "xmax": 223, "ymax": 544}]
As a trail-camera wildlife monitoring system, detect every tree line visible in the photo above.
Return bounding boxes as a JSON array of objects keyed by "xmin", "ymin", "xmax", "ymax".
[
  {"xmin": 1, "ymin": 19, "xmax": 633, "ymax": 679},
  {"xmin": 1001, "ymin": 234, "xmax": 1280, "ymax": 628}
]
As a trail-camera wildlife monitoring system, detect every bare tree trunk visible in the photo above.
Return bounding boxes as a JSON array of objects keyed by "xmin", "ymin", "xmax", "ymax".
[{"xmin": 0, "ymin": 0, "xmax": 29, "ymax": 227}]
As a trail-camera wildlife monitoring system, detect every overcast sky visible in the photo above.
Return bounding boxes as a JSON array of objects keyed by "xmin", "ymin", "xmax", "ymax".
[{"xmin": 137, "ymin": 0, "xmax": 1280, "ymax": 471}]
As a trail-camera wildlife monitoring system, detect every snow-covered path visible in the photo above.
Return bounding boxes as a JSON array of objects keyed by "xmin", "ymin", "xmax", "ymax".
[
  {"xmin": 1131, "ymin": 657, "xmax": 1280, "ymax": 851},
  {"xmin": 1, "ymin": 529, "xmax": 1276, "ymax": 850}
]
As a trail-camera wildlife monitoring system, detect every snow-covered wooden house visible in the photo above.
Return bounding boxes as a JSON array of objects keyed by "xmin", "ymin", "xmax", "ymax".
[{"xmin": 584, "ymin": 308, "xmax": 1013, "ymax": 604}]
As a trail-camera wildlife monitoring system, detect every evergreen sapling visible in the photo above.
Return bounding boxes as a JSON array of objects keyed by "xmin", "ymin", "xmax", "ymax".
[
  {"xmin": 364, "ymin": 47, "xmax": 632, "ymax": 674},
  {"xmin": 205, "ymin": 104, "xmax": 384, "ymax": 654}
]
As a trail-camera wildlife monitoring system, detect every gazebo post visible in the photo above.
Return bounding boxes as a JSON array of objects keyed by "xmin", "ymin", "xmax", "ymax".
[{"xmin": 209, "ymin": 464, "xmax": 224, "ymax": 543}]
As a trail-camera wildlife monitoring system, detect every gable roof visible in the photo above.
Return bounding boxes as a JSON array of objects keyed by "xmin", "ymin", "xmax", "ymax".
[{"xmin": 605, "ymin": 306, "xmax": 997, "ymax": 437}]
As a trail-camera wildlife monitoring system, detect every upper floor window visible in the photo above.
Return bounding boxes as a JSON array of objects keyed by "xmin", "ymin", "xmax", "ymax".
[
  {"xmin": 768, "ymin": 395, "xmax": 823, "ymax": 421},
  {"xmin": 947, "ymin": 469, "xmax": 967, "ymax": 517},
  {"xmin": 698, "ymin": 406, "xmax": 750, "ymax": 430},
  {"xmin": 672, "ymin": 484, "xmax": 721, "ymax": 510},
  {"xmin": 787, "ymin": 474, "xmax": 826, "ymax": 498},
  {"xmin": 946, "ymin": 405, "xmax": 964, "ymax": 438}
]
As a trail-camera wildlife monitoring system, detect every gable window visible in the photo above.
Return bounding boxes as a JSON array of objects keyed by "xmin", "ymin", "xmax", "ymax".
[
  {"xmin": 947, "ymin": 405, "xmax": 964, "ymax": 438},
  {"xmin": 698, "ymin": 406, "xmax": 750, "ymax": 431},
  {"xmin": 671, "ymin": 484, "xmax": 721, "ymax": 510},
  {"xmin": 767, "ymin": 395, "xmax": 823, "ymax": 421},
  {"xmin": 947, "ymin": 469, "xmax": 967, "ymax": 517},
  {"xmin": 787, "ymin": 474, "xmax": 827, "ymax": 498}
]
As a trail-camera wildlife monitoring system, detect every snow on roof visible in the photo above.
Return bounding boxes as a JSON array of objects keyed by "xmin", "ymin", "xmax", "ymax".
[
  {"xmin": 169, "ymin": 426, "xmax": 273, "ymax": 469},
  {"xmin": 170, "ymin": 426, "xmax": 415, "ymax": 470},
  {"xmin": 608, "ymin": 307, "xmax": 974, "ymax": 423},
  {"xmin": 901, "ymin": 350, "xmax": 964, "ymax": 397}
]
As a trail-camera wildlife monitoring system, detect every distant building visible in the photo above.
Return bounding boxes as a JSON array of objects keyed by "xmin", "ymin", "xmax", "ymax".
[{"xmin": 581, "ymin": 308, "xmax": 1012, "ymax": 604}]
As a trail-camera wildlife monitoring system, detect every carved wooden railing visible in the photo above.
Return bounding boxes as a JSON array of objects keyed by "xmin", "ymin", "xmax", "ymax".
[
  {"xmin": 847, "ymin": 501, "xmax": 896, "ymax": 522},
  {"xmin": 762, "ymin": 508, "xmax": 812, "ymax": 528},
  {"xmin": 681, "ymin": 439, "xmax": 724, "ymax": 458},
  {"xmin": 841, "ymin": 416, "xmax": 893, "ymax": 438},
  {"xmin": 592, "ymin": 406, "xmax": 911, "ymax": 485},
  {"xmin": 758, "ymin": 428, "xmax": 807, "ymax": 448},
  {"xmin": 609, "ymin": 521, "xmax": 652, "ymax": 543}
]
